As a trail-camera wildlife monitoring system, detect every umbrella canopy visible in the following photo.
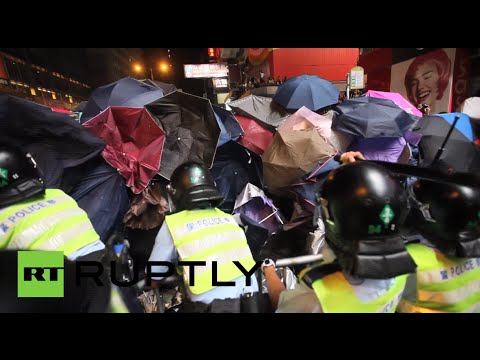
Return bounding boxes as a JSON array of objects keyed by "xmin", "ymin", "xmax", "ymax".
[
  {"xmin": 279, "ymin": 106, "xmax": 333, "ymax": 139},
  {"xmin": 273, "ymin": 74, "xmax": 339, "ymax": 112},
  {"xmin": 80, "ymin": 77, "xmax": 164, "ymax": 123},
  {"xmin": 433, "ymin": 112, "xmax": 474, "ymax": 141},
  {"xmin": 0, "ymin": 94, "xmax": 105, "ymax": 189},
  {"xmin": 68, "ymin": 157, "xmax": 130, "ymax": 243},
  {"xmin": 413, "ymin": 114, "xmax": 480, "ymax": 172},
  {"xmin": 123, "ymin": 180, "xmax": 170, "ymax": 230},
  {"xmin": 263, "ymin": 126, "xmax": 336, "ymax": 190},
  {"xmin": 229, "ymin": 94, "xmax": 290, "ymax": 131},
  {"xmin": 211, "ymin": 141, "xmax": 263, "ymax": 214},
  {"xmin": 332, "ymin": 96, "xmax": 418, "ymax": 138},
  {"xmin": 73, "ymin": 101, "xmax": 88, "ymax": 112},
  {"xmin": 234, "ymin": 183, "xmax": 284, "ymax": 235},
  {"xmin": 212, "ymin": 104, "xmax": 244, "ymax": 147},
  {"xmin": 289, "ymin": 157, "xmax": 340, "ymax": 212},
  {"xmin": 235, "ymin": 115, "xmax": 274, "ymax": 155},
  {"xmin": 83, "ymin": 107, "xmax": 166, "ymax": 194},
  {"xmin": 365, "ymin": 90, "xmax": 423, "ymax": 116},
  {"xmin": 258, "ymin": 216, "xmax": 317, "ymax": 261},
  {"xmin": 348, "ymin": 137, "xmax": 408, "ymax": 163},
  {"xmin": 146, "ymin": 90, "xmax": 221, "ymax": 180},
  {"xmin": 142, "ymin": 79, "xmax": 177, "ymax": 95}
]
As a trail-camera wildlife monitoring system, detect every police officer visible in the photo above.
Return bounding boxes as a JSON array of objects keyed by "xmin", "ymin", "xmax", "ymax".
[
  {"xmin": 264, "ymin": 161, "xmax": 417, "ymax": 312},
  {"xmin": 399, "ymin": 179, "xmax": 480, "ymax": 313},
  {"xmin": 0, "ymin": 145, "xmax": 110, "ymax": 312},
  {"xmin": 147, "ymin": 162, "xmax": 260, "ymax": 312}
]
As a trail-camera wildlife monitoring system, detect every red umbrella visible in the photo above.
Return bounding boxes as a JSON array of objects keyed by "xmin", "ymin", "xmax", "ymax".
[
  {"xmin": 83, "ymin": 107, "xmax": 166, "ymax": 194},
  {"xmin": 235, "ymin": 115, "xmax": 274, "ymax": 155}
]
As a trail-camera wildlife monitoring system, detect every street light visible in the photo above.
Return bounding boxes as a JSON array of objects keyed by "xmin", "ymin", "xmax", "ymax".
[{"xmin": 132, "ymin": 61, "xmax": 170, "ymax": 81}]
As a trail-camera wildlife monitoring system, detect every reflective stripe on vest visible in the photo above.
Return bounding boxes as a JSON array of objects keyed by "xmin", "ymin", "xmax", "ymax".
[
  {"xmin": 401, "ymin": 243, "xmax": 480, "ymax": 313},
  {"xmin": 310, "ymin": 271, "xmax": 407, "ymax": 313},
  {"xmin": 0, "ymin": 189, "xmax": 99, "ymax": 256},
  {"xmin": 165, "ymin": 208, "xmax": 256, "ymax": 295},
  {"xmin": 110, "ymin": 285, "xmax": 129, "ymax": 313}
]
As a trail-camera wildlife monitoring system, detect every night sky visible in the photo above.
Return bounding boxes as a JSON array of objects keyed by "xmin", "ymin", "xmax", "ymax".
[{"xmin": 1, "ymin": 48, "xmax": 209, "ymax": 91}]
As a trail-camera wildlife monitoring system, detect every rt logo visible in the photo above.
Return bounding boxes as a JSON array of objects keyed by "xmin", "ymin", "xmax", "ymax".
[{"xmin": 17, "ymin": 251, "xmax": 64, "ymax": 298}]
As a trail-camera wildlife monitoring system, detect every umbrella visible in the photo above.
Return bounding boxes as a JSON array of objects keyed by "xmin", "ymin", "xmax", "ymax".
[
  {"xmin": 73, "ymin": 101, "xmax": 88, "ymax": 112},
  {"xmin": 365, "ymin": 90, "xmax": 423, "ymax": 116},
  {"xmin": 80, "ymin": 77, "xmax": 164, "ymax": 123},
  {"xmin": 0, "ymin": 94, "xmax": 105, "ymax": 189},
  {"xmin": 235, "ymin": 115, "xmax": 274, "ymax": 155},
  {"xmin": 433, "ymin": 112, "xmax": 474, "ymax": 141},
  {"xmin": 279, "ymin": 106, "xmax": 333, "ymax": 139},
  {"xmin": 142, "ymin": 79, "xmax": 177, "ymax": 95},
  {"xmin": 233, "ymin": 183, "xmax": 284, "ymax": 236},
  {"xmin": 258, "ymin": 216, "xmax": 317, "ymax": 261},
  {"xmin": 83, "ymin": 107, "xmax": 166, "ymax": 194},
  {"xmin": 289, "ymin": 157, "xmax": 340, "ymax": 213},
  {"xmin": 212, "ymin": 104, "xmax": 244, "ymax": 147},
  {"xmin": 332, "ymin": 96, "xmax": 418, "ymax": 138},
  {"xmin": 123, "ymin": 180, "xmax": 170, "ymax": 230},
  {"xmin": 348, "ymin": 137, "xmax": 408, "ymax": 163},
  {"xmin": 273, "ymin": 74, "xmax": 339, "ymax": 112},
  {"xmin": 146, "ymin": 90, "xmax": 221, "ymax": 180},
  {"xmin": 228, "ymin": 94, "xmax": 290, "ymax": 131},
  {"xmin": 262, "ymin": 126, "xmax": 336, "ymax": 190},
  {"xmin": 67, "ymin": 157, "xmax": 130, "ymax": 243},
  {"xmin": 412, "ymin": 114, "xmax": 480, "ymax": 172},
  {"xmin": 210, "ymin": 141, "xmax": 263, "ymax": 214}
]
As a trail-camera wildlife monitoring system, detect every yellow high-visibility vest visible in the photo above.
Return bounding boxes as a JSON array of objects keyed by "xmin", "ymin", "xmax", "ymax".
[
  {"xmin": 307, "ymin": 269, "xmax": 407, "ymax": 313},
  {"xmin": 165, "ymin": 208, "xmax": 256, "ymax": 295},
  {"xmin": 0, "ymin": 189, "xmax": 99, "ymax": 256},
  {"xmin": 399, "ymin": 243, "xmax": 480, "ymax": 313}
]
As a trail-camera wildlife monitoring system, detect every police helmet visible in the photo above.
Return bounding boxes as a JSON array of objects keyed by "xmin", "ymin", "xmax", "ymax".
[
  {"xmin": 318, "ymin": 161, "xmax": 416, "ymax": 278},
  {"xmin": 167, "ymin": 162, "xmax": 224, "ymax": 212},
  {"xmin": 0, "ymin": 146, "xmax": 45, "ymax": 208},
  {"xmin": 409, "ymin": 179, "xmax": 480, "ymax": 258}
]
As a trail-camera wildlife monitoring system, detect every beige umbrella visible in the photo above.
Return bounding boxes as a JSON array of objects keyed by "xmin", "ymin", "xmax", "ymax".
[{"xmin": 263, "ymin": 127, "xmax": 335, "ymax": 190}]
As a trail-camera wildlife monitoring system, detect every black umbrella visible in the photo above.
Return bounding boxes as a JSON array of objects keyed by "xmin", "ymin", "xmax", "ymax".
[
  {"xmin": 146, "ymin": 91, "xmax": 221, "ymax": 180},
  {"xmin": 0, "ymin": 94, "xmax": 105, "ymax": 189},
  {"xmin": 412, "ymin": 115, "xmax": 480, "ymax": 172},
  {"xmin": 211, "ymin": 141, "xmax": 263, "ymax": 214},
  {"xmin": 212, "ymin": 104, "xmax": 244, "ymax": 146},
  {"xmin": 332, "ymin": 96, "xmax": 418, "ymax": 138},
  {"xmin": 142, "ymin": 79, "xmax": 177, "ymax": 95},
  {"xmin": 228, "ymin": 94, "xmax": 290, "ymax": 131}
]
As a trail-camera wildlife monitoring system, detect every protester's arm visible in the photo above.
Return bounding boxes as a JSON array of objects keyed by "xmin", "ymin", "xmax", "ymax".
[{"xmin": 262, "ymin": 262, "xmax": 286, "ymax": 310}]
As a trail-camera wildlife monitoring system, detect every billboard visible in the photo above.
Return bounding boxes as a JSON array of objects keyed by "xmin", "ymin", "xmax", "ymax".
[
  {"xmin": 390, "ymin": 48, "xmax": 456, "ymax": 114},
  {"xmin": 184, "ymin": 63, "xmax": 228, "ymax": 79}
]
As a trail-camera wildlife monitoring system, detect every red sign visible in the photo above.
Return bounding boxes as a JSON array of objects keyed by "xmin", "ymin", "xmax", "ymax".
[{"xmin": 184, "ymin": 63, "xmax": 228, "ymax": 79}]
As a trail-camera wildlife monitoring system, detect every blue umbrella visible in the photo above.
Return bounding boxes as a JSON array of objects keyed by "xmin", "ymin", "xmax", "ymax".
[
  {"xmin": 290, "ymin": 157, "xmax": 340, "ymax": 213},
  {"xmin": 333, "ymin": 96, "xmax": 418, "ymax": 138},
  {"xmin": 434, "ymin": 112, "xmax": 473, "ymax": 141},
  {"xmin": 212, "ymin": 104, "xmax": 244, "ymax": 147},
  {"xmin": 273, "ymin": 75, "xmax": 339, "ymax": 112},
  {"xmin": 81, "ymin": 77, "xmax": 164, "ymax": 123}
]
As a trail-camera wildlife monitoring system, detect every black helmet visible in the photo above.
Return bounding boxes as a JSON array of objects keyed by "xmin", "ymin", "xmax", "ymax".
[
  {"xmin": 318, "ymin": 162, "xmax": 416, "ymax": 278},
  {"xmin": 408, "ymin": 179, "xmax": 480, "ymax": 258},
  {"xmin": 0, "ymin": 146, "xmax": 45, "ymax": 208},
  {"xmin": 167, "ymin": 162, "xmax": 224, "ymax": 212}
]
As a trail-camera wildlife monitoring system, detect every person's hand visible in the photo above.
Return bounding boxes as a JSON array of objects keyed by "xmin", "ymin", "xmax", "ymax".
[{"xmin": 339, "ymin": 151, "xmax": 365, "ymax": 163}]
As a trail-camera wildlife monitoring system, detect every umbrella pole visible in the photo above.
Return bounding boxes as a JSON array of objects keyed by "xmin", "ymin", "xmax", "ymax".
[{"xmin": 431, "ymin": 115, "xmax": 461, "ymax": 166}]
